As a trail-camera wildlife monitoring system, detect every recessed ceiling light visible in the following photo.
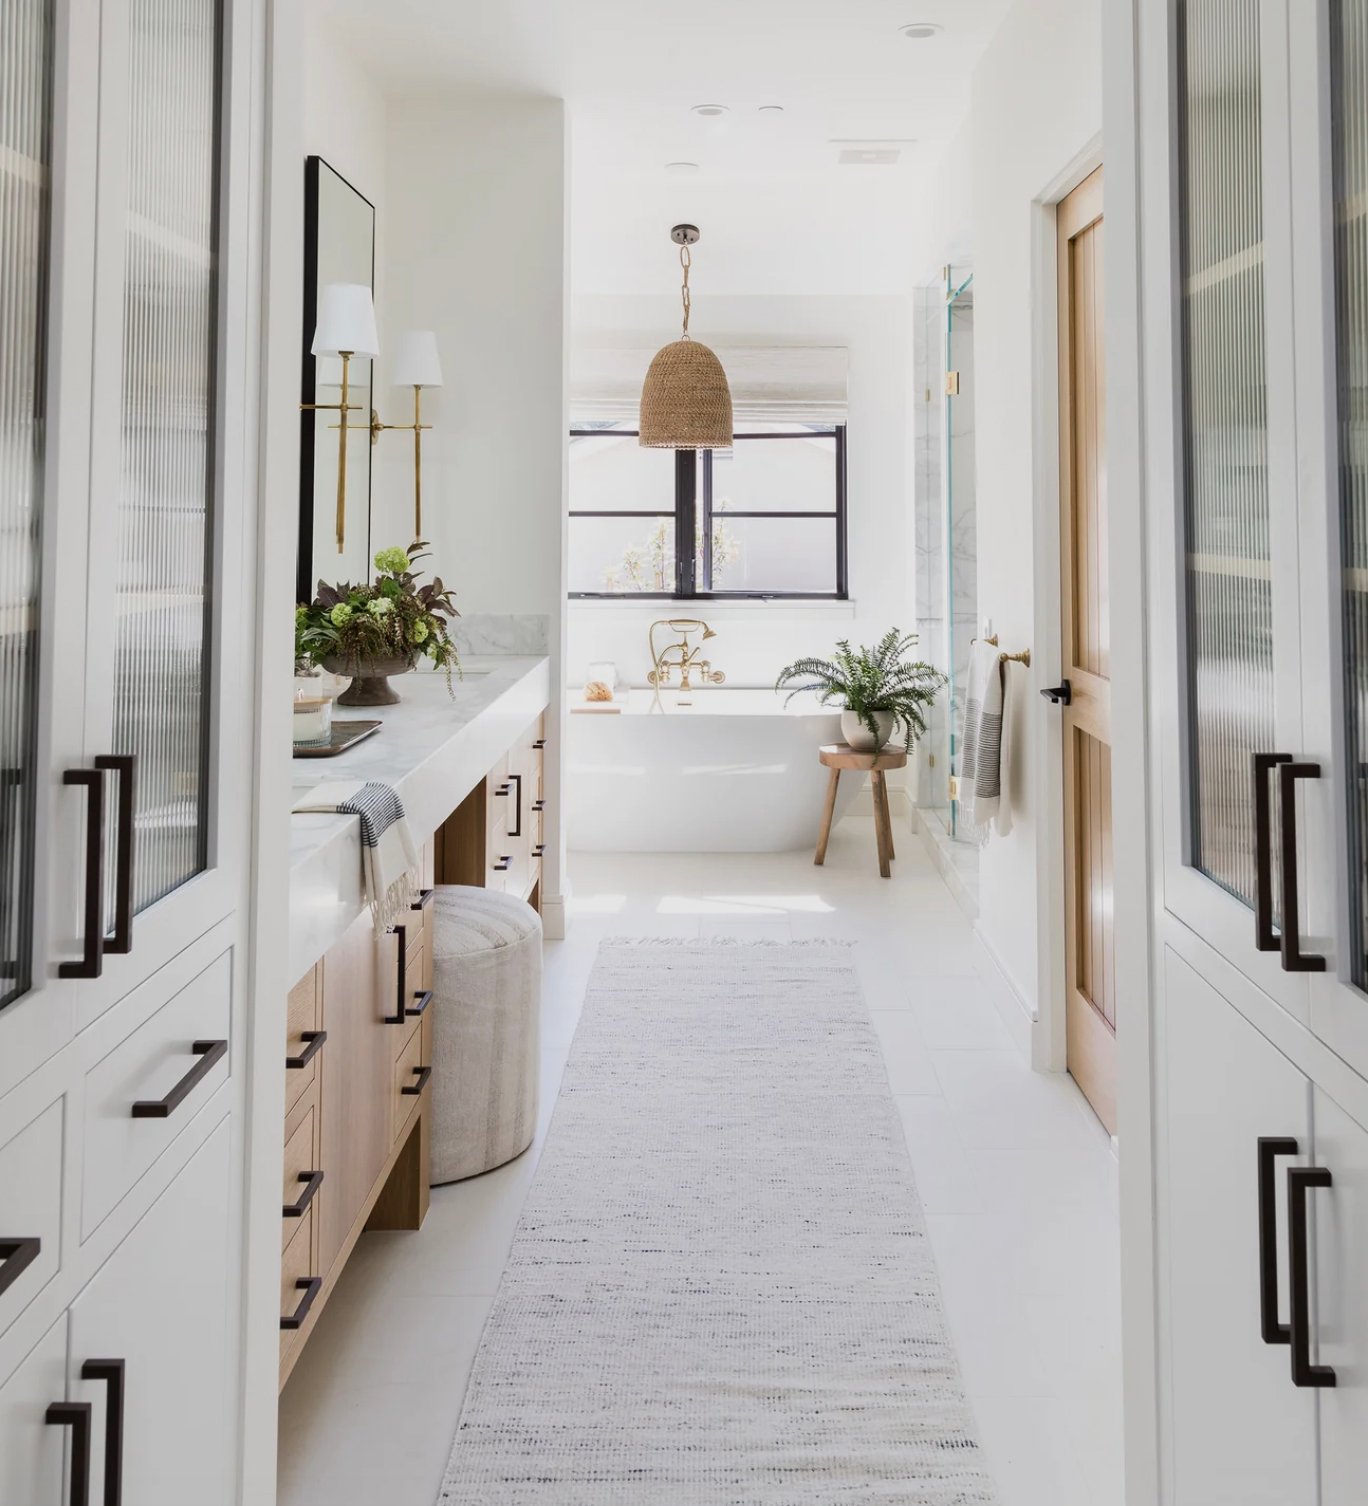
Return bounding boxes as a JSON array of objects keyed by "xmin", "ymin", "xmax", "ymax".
[
  {"xmin": 758, "ymin": 104, "xmax": 785, "ymax": 115},
  {"xmin": 899, "ymin": 22, "xmax": 943, "ymax": 39},
  {"xmin": 691, "ymin": 103, "xmax": 729, "ymax": 118},
  {"xmin": 665, "ymin": 161, "xmax": 700, "ymax": 175}
]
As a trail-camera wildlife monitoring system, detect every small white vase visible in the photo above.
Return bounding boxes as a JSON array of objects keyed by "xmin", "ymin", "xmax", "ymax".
[{"xmin": 841, "ymin": 709, "xmax": 896, "ymax": 752}]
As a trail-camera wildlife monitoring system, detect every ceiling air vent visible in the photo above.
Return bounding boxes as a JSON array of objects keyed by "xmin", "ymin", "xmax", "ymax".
[{"xmin": 837, "ymin": 146, "xmax": 902, "ymax": 166}]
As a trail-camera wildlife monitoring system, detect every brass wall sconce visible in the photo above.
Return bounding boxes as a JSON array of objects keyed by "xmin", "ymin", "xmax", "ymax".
[
  {"xmin": 369, "ymin": 330, "xmax": 443, "ymax": 537},
  {"xmin": 300, "ymin": 282, "xmax": 379, "ymax": 553}
]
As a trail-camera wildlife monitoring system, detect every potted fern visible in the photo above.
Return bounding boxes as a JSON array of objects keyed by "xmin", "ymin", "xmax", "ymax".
[{"xmin": 775, "ymin": 629, "xmax": 947, "ymax": 753}]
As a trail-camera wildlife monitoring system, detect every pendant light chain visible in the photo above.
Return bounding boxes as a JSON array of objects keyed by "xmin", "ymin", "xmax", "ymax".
[{"xmin": 679, "ymin": 244, "xmax": 692, "ymax": 339}]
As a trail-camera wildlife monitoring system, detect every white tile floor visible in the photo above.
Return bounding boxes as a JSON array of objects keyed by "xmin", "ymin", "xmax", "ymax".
[{"xmin": 278, "ymin": 818, "xmax": 1123, "ymax": 1506}]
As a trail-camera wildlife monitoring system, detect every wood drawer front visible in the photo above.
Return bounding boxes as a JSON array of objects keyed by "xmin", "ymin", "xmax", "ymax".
[
  {"xmin": 80, "ymin": 949, "xmax": 232, "ymax": 1241},
  {"xmin": 282, "ymin": 1083, "xmax": 321, "ymax": 1250},
  {"xmin": 391, "ymin": 1021, "xmax": 427, "ymax": 1147},
  {"xmin": 279, "ymin": 1203, "xmax": 318, "ymax": 1362},
  {"xmin": 0, "ymin": 1100, "xmax": 62, "ymax": 1340},
  {"xmin": 285, "ymin": 965, "xmax": 321, "ymax": 1115}
]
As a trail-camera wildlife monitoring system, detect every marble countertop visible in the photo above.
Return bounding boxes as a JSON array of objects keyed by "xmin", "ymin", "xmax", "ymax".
[{"xmin": 288, "ymin": 654, "xmax": 551, "ymax": 981}]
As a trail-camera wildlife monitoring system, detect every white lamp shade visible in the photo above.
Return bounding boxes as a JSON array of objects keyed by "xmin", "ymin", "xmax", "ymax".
[
  {"xmin": 311, "ymin": 283, "xmax": 379, "ymax": 358},
  {"xmin": 390, "ymin": 330, "xmax": 443, "ymax": 388}
]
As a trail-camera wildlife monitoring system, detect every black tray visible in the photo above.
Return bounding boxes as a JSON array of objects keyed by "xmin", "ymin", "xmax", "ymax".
[{"xmin": 292, "ymin": 719, "xmax": 382, "ymax": 758}]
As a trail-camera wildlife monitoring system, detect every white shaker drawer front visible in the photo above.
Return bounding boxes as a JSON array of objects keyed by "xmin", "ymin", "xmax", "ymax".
[
  {"xmin": 0, "ymin": 1102, "xmax": 63, "ymax": 1341},
  {"xmin": 80, "ymin": 949, "xmax": 232, "ymax": 1240}
]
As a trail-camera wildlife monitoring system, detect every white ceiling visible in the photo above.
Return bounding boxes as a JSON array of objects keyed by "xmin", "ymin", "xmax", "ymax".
[{"xmin": 315, "ymin": 0, "xmax": 1010, "ymax": 294}]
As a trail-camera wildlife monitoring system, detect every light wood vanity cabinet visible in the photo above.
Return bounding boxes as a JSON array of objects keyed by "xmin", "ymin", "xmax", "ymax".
[{"xmin": 279, "ymin": 846, "xmax": 436, "ymax": 1386}]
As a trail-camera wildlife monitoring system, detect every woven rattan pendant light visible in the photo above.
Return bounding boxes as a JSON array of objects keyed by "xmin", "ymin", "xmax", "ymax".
[{"xmin": 639, "ymin": 224, "xmax": 733, "ymax": 449}]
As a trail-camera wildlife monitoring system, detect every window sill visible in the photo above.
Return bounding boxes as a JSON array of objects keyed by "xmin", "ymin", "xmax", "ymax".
[{"xmin": 567, "ymin": 597, "xmax": 858, "ymax": 615}]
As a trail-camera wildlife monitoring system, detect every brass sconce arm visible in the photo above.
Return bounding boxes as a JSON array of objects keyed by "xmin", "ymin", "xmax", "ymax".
[
  {"xmin": 369, "ymin": 385, "xmax": 433, "ymax": 537},
  {"xmin": 300, "ymin": 348, "xmax": 361, "ymax": 553}
]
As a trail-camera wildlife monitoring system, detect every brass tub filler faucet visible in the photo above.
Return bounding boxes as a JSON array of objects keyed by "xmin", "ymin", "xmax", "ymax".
[{"xmin": 647, "ymin": 619, "xmax": 726, "ymax": 693}]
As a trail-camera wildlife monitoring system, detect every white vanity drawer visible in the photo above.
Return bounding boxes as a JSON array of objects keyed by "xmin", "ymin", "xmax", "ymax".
[
  {"xmin": 0, "ymin": 1101, "xmax": 62, "ymax": 1341},
  {"xmin": 81, "ymin": 949, "xmax": 232, "ymax": 1240}
]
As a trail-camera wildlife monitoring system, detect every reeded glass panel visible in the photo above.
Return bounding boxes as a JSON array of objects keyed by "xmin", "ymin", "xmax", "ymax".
[
  {"xmin": 1332, "ymin": 0, "xmax": 1368, "ymax": 986},
  {"xmin": 110, "ymin": 0, "xmax": 222, "ymax": 912},
  {"xmin": 1177, "ymin": 0, "xmax": 1276, "ymax": 907},
  {"xmin": 0, "ymin": 0, "xmax": 54, "ymax": 1008}
]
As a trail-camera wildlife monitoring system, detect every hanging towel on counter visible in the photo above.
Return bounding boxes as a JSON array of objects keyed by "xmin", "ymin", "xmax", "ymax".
[
  {"xmin": 958, "ymin": 639, "xmax": 1012, "ymax": 838},
  {"xmin": 291, "ymin": 781, "xmax": 419, "ymax": 931}
]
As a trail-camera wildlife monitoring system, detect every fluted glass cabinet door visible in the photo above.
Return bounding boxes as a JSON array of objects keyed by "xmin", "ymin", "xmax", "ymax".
[
  {"xmin": 1146, "ymin": 0, "xmax": 1310, "ymax": 1018},
  {"xmin": 0, "ymin": 0, "xmax": 55, "ymax": 1010}
]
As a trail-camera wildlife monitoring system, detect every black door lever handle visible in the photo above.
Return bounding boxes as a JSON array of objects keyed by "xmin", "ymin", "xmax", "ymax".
[{"xmin": 1040, "ymin": 681, "xmax": 1072, "ymax": 706}]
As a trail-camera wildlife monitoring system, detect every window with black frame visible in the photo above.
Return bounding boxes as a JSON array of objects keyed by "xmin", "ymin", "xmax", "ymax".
[{"xmin": 568, "ymin": 421, "xmax": 847, "ymax": 599}]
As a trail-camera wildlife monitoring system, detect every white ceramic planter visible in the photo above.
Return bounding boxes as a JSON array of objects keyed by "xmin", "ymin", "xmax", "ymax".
[{"xmin": 840, "ymin": 709, "xmax": 897, "ymax": 752}]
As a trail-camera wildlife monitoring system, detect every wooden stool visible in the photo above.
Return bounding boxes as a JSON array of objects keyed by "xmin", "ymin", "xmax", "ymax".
[{"xmin": 815, "ymin": 743, "xmax": 908, "ymax": 879}]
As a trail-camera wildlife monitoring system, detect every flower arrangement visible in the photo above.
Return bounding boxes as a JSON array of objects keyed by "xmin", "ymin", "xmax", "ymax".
[{"xmin": 296, "ymin": 542, "xmax": 459, "ymax": 695}]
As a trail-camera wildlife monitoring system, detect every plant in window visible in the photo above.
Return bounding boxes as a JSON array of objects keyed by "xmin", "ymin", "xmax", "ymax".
[
  {"xmin": 775, "ymin": 629, "xmax": 946, "ymax": 752},
  {"xmin": 297, "ymin": 541, "xmax": 459, "ymax": 705}
]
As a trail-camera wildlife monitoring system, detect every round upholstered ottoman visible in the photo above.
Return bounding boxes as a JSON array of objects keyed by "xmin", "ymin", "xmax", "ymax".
[{"xmin": 429, "ymin": 886, "xmax": 542, "ymax": 1184}]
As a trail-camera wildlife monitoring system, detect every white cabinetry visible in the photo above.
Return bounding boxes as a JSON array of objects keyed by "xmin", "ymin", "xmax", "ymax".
[
  {"xmin": 1138, "ymin": 2, "xmax": 1368, "ymax": 1499},
  {"xmin": 0, "ymin": 1, "xmax": 262, "ymax": 1502}
]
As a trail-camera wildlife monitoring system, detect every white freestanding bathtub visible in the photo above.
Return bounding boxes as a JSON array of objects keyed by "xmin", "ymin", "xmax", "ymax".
[{"xmin": 565, "ymin": 687, "xmax": 864, "ymax": 852}]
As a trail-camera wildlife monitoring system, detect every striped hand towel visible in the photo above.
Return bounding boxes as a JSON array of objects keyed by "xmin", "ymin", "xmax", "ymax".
[
  {"xmin": 958, "ymin": 639, "xmax": 1008, "ymax": 837},
  {"xmin": 292, "ymin": 781, "xmax": 420, "ymax": 930}
]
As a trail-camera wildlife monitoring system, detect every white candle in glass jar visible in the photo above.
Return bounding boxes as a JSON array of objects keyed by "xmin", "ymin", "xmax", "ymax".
[{"xmin": 293, "ymin": 692, "xmax": 333, "ymax": 746}]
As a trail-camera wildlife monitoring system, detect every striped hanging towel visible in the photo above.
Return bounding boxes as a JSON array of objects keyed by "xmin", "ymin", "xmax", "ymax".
[
  {"xmin": 958, "ymin": 639, "xmax": 1007, "ymax": 837},
  {"xmin": 292, "ymin": 781, "xmax": 420, "ymax": 931}
]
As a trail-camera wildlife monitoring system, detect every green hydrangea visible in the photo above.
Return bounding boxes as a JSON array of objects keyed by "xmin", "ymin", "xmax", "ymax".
[
  {"xmin": 329, "ymin": 602, "xmax": 353, "ymax": 626},
  {"xmin": 366, "ymin": 597, "xmax": 393, "ymax": 617},
  {"xmin": 412, "ymin": 619, "xmax": 429, "ymax": 643},
  {"xmin": 373, "ymin": 546, "xmax": 410, "ymax": 575},
  {"xmin": 295, "ymin": 605, "xmax": 308, "ymax": 628}
]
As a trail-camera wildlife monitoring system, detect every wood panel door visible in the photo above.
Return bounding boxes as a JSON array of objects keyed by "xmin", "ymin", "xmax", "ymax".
[{"xmin": 1057, "ymin": 167, "xmax": 1116, "ymax": 1133}]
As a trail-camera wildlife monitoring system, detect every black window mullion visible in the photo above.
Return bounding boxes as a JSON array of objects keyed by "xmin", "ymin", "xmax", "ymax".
[
  {"xmin": 674, "ymin": 450, "xmax": 697, "ymax": 596},
  {"xmin": 701, "ymin": 451, "xmax": 714, "ymax": 591}
]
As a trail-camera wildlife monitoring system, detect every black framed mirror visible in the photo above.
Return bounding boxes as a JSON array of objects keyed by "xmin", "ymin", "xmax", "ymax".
[{"xmin": 298, "ymin": 155, "xmax": 376, "ymax": 603}]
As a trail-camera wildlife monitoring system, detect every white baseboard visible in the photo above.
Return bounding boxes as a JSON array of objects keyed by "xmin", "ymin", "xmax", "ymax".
[{"xmin": 540, "ymin": 895, "xmax": 566, "ymax": 940}]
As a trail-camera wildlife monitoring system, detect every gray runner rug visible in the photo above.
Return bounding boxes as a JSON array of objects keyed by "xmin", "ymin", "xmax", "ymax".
[{"xmin": 438, "ymin": 939, "xmax": 998, "ymax": 1504}]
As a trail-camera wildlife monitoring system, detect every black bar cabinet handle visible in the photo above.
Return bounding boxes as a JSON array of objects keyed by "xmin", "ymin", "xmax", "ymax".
[
  {"xmin": 493, "ymin": 783, "xmax": 510, "ymax": 797},
  {"xmin": 508, "ymin": 773, "xmax": 523, "ymax": 837},
  {"xmin": 93, "ymin": 756, "xmax": 135, "ymax": 956},
  {"xmin": 411, "ymin": 888, "xmax": 435, "ymax": 911},
  {"xmin": 81, "ymin": 1360, "xmax": 124, "ymax": 1506},
  {"xmin": 494, "ymin": 856, "xmax": 512, "ymax": 872},
  {"xmin": 401, "ymin": 1065, "xmax": 432, "ymax": 1096},
  {"xmin": 1252, "ymin": 753, "xmax": 1294, "ymax": 952},
  {"xmin": 45, "ymin": 1401, "xmax": 93, "ymax": 1506},
  {"xmin": 280, "ymin": 1276, "xmax": 322, "ymax": 1331},
  {"xmin": 131, "ymin": 1039, "xmax": 227, "ymax": 1119},
  {"xmin": 283, "ymin": 1170, "xmax": 323, "ymax": 1219},
  {"xmin": 1257, "ymin": 1137, "xmax": 1298, "ymax": 1344},
  {"xmin": 0, "ymin": 1236, "xmax": 41, "ymax": 1299},
  {"xmin": 533, "ymin": 844, "xmax": 545, "ymax": 858},
  {"xmin": 532, "ymin": 738, "xmax": 546, "ymax": 750},
  {"xmin": 285, "ymin": 1030, "xmax": 326, "ymax": 1070},
  {"xmin": 385, "ymin": 925, "xmax": 407, "ymax": 1024},
  {"xmin": 1277, "ymin": 762, "xmax": 1327, "ymax": 973},
  {"xmin": 1287, "ymin": 1165, "xmax": 1337, "ymax": 1387},
  {"xmin": 532, "ymin": 799, "xmax": 545, "ymax": 813},
  {"xmin": 407, "ymin": 989, "xmax": 432, "ymax": 1018},
  {"xmin": 59, "ymin": 770, "xmax": 105, "ymax": 980}
]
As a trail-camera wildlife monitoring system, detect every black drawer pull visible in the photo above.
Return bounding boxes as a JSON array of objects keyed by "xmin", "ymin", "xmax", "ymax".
[
  {"xmin": 285, "ymin": 1030, "xmax": 327, "ymax": 1070},
  {"xmin": 1257, "ymin": 1137, "xmax": 1298, "ymax": 1344},
  {"xmin": 60, "ymin": 769, "xmax": 105, "ymax": 979},
  {"xmin": 401, "ymin": 1065, "xmax": 432, "ymax": 1096},
  {"xmin": 46, "ymin": 1401, "xmax": 93, "ymax": 1506},
  {"xmin": 493, "ymin": 783, "xmax": 510, "ymax": 797},
  {"xmin": 532, "ymin": 798, "xmax": 546, "ymax": 813},
  {"xmin": 509, "ymin": 773, "xmax": 523, "ymax": 836},
  {"xmin": 532, "ymin": 738, "xmax": 546, "ymax": 750},
  {"xmin": 385, "ymin": 924, "xmax": 408, "ymax": 1024},
  {"xmin": 411, "ymin": 888, "xmax": 435, "ymax": 910},
  {"xmin": 1252, "ymin": 753, "xmax": 1293, "ymax": 952},
  {"xmin": 281, "ymin": 1276, "xmax": 322, "ymax": 1331},
  {"xmin": 407, "ymin": 989, "xmax": 432, "ymax": 1018},
  {"xmin": 131, "ymin": 1039, "xmax": 227, "ymax": 1119},
  {"xmin": 93, "ymin": 755, "xmax": 136, "ymax": 956},
  {"xmin": 533, "ymin": 844, "xmax": 545, "ymax": 858},
  {"xmin": 0, "ymin": 1236, "xmax": 40, "ymax": 1299},
  {"xmin": 283, "ymin": 1170, "xmax": 323, "ymax": 1219},
  {"xmin": 1278, "ymin": 763, "xmax": 1327, "ymax": 972},
  {"xmin": 494, "ymin": 856, "xmax": 512, "ymax": 872},
  {"xmin": 81, "ymin": 1359, "xmax": 125, "ymax": 1506},
  {"xmin": 1288, "ymin": 1165, "xmax": 1337, "ymax": 1387}
]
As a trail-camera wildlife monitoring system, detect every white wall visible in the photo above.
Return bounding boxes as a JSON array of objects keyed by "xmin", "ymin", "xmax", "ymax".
[
  {"xmin": 950, "ymin": 0, "xmax": 1102, "ymax": 1009},
  {"xmin": 568, "ymin": 295, "xmax": 915, "ymax": 746}
]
